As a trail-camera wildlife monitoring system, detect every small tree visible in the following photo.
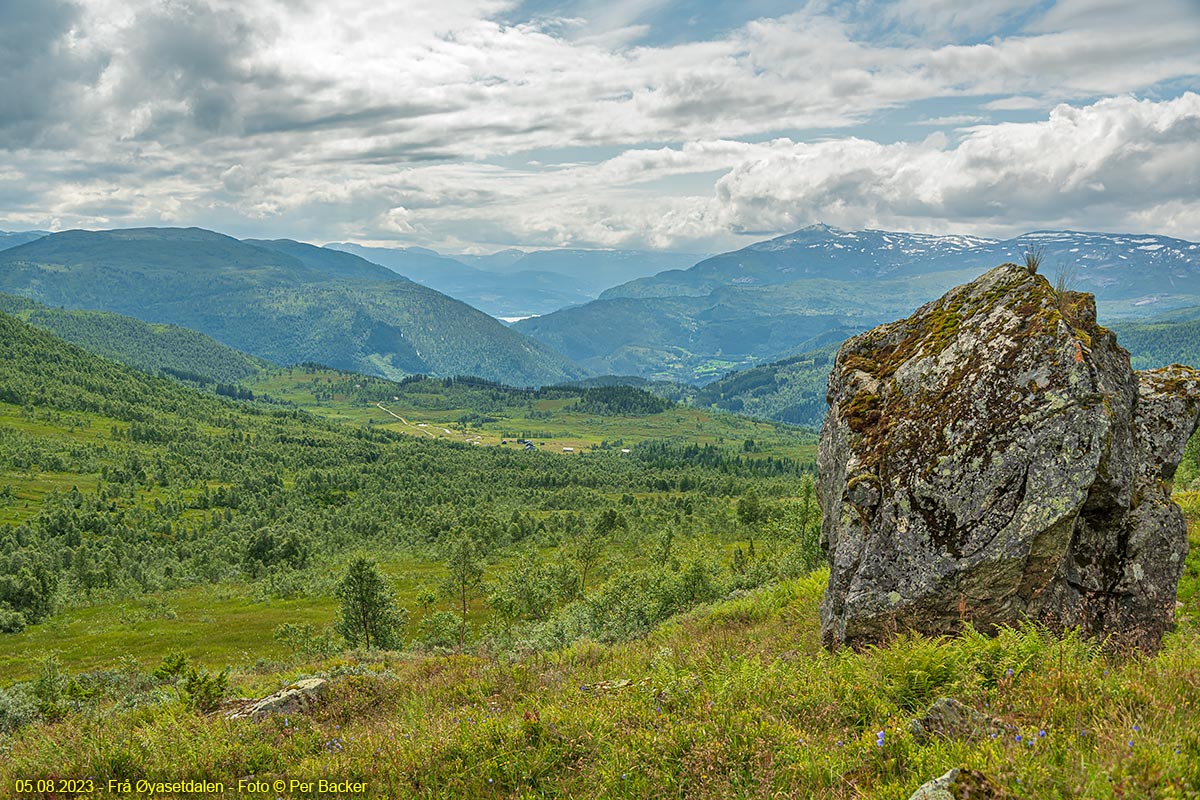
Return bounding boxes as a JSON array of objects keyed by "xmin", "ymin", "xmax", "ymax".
[
  {"xmin": 441, "ymin": 533, "xmax": 484, "ymax": 649},
  {"xmin": 334, "ymin": 557, "xmax": 405, "ymax": 650},
  {"xmin": 572, "ymin": 525, "xmax": 606, "ymax": 595}
]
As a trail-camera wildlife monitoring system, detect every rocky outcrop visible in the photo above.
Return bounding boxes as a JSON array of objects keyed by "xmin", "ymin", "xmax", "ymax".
[
  {"xmin": 819, "ymin": 263, "xmax": 1200, "ymax": 650},
  {"xmin": 907, "ymin": 768, "xmax": 1007, "ymax": 800},
  {"xmin": 226, "ymin": 678, "xmax": 327, "ymax": 721}
]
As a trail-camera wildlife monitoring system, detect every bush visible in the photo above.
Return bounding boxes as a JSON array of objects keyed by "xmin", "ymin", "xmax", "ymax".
[
  {"xmin": 335, "ymin": 558, "xmax": 407, "ymax": 650},
  {"xmin": 152, "ymin": 650, "xmax": 190, "ymax": 682},
  {"xmin": 32, "ymin": 655, "xmax": 69, "ymax": 720},
  {"xmin": 0, "ymin": 685, "xmax": 37, "ymax": 734},
  {"xmin": 182, "ymin": 666, "xmax": 229, "ymax": 713},
  {"xmin": 417, "ymin": 611, "xmax": 462, "ymax": 650},
  {"xmin": 0, "ymin": 607, "xmax": 26, "ymax": 633}
]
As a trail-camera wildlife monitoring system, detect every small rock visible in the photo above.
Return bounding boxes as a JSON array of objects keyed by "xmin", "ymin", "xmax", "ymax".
[
  {"xmin": 909, "ymin": 698, "xmax": 1005, "ymax": 744},
  {"xmin": 227, "ymin": 678, "xmax": 327, "ymax": 721},
  {"xmin": 908, "ymin": 768, "xmax": 1007, "ymax": 800}
]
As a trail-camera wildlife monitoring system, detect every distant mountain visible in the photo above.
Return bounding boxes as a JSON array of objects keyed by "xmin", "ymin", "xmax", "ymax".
[
  {"xmin": 325, "ymin": 242, "xmax": 591, "ymax": 318},
  {"xmin": 517, "ymin": 225, "xmax": 1200, "ymax": 382},
  {"xmin": 244, "ymin": 239, "xmax": 401, "ymax": 282},
  {"xmin": 689, "ymin": 283, "xmax": 1200, "ymax": 430},
  {"xmin": 328, "ymin": 243, "xmax": 704, "ymax": 318},
  {"xmin": 0, "ymin": 228, "xmax": 584, "ymax": 386},
  {"xmin": 474, "ymin": 249, "xmax": 706, "ymax": 294},
  {"xmin": 0, "ymin": 292, "xmax": 265, "ymax": 384},
  {"xmin": 0, "ymin": 231, "xmax": 47, "ymax": 250}
]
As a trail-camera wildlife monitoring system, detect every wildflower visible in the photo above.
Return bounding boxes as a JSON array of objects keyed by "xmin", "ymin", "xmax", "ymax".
[
  {"xmin": 1038, "ymin": 730, "xmax": 1046, "ymax": 738},
  {"xmin": 1015, "ymin": 734, "xmax": 1022, "ymax": 743},
  {"xmin": 1133, "ymin": 725, "xmax": 1140, "ymax": 733},
  {"xmin": 876, "ymin": 730, "xmax": 885, "ymax": 747},
  {"xmin": 1006, "ymin": 668, "xmax": 1013, "ymax": 678},
  {"xmin": 1128, "ymin": 740, "xmax": 1134, "ymax": 749}
]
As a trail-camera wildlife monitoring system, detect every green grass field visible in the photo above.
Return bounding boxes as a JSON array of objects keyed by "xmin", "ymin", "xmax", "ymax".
[{"xmin": 247, "ymin": 367, "xmax": 818, "ymax": 462}]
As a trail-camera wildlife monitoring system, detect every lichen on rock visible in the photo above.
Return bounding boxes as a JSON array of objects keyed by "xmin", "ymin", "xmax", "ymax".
[{"xmin": 818, "ymin": 263, "xmax": 1200, "ymax": 650}]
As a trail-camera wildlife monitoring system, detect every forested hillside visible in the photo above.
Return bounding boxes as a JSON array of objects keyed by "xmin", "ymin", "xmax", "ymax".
[
  {"xmin": 1110, "ymin": 307, "xmax": 1200, "ymax": 370},
  {"xmin": 695, "ymin": 312, "xmax": 1200, "ymax": 429},
  {"xmin": 0, "ymin": 228, "xmax": 583, "ymax": 386},
  {"xmin": 0, "ymin": 293, "xmax": 265, "ymax": 384}
]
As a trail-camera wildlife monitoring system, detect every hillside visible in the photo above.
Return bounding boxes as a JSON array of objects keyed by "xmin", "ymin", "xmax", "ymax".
[
  {"xmin": 0, "ymin": 293, "xmax": 265, "ymax": 384},
  {"xmin": 517, "ymin": 226, "xmax": 1200, "ymax": 382},
  {"xmin": 1110, "ymin": 306, "xmax": 1200, "ymax": 371},
  {"xmin": 0, "ymin": 228, "xmax": 583, "ymax": 386},
  {"xmin": 516, "ymin": 269, "xmax": 977, "ymax": 381}
]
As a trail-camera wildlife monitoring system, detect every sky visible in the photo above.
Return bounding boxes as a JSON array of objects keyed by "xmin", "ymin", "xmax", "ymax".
[{"xmin": 0, "ymin": 0, "xmax": 1197, "ymax": 254}]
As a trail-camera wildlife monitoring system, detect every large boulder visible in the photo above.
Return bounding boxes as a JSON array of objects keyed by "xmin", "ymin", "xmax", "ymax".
[{"xmin": 819, "ymin": 263, "xmax": 1200, "ymax": 649}]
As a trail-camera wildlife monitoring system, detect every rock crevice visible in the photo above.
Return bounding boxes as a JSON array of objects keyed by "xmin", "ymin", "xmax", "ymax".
[{"xmin": 819, "ymin": 264, "xmax": 1200, "ymax": 649}]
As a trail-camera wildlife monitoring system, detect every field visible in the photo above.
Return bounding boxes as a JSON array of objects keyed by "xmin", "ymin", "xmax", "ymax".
[{"xmin": 246, "ymin": 367, "xmax": 817, "ymax": 462}]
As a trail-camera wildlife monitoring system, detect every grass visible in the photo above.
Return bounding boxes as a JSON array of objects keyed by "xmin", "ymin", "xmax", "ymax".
[
  {"xmin": 2, "ymin": 520, "xmax": 1197, "ymax": 798},
  {"xmin": 247, "ymin": 367, "xmax": 818, "ymax": 463}
]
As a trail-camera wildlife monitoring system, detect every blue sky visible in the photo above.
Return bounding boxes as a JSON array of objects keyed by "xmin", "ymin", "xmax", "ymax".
[{"xmin": 0, "ymin": 0, "xmax": 1197, "ymax": 253}]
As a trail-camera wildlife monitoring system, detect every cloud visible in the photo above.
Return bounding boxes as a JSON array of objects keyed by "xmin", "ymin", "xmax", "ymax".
[
  {"xmin": 0, "ymin": 0, "xmax": 1197, "ymax": 251},
  {"xmin": 708, "ymin": 93, "xmax": 1200, "ymax": 240}
]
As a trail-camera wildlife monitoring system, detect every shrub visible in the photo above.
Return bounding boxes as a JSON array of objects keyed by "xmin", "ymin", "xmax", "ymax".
[
  {"xmin": 152, "ymin": 650, "xmax": 190, "ymax": 683},
  {"xmin": 182, "ymin": 666, "xmax": 229, "ymax": 713},
  {"xmin": 417, "ymin": 610, "xmax": 462, "ymax": 650},
  {"xmin": 0, "ymin": 607, "xmax": 26, "ymax": 633},
  {"xmin": 335, "ymin": 557, "xmax": 407, "ymax": 650},
  {"xmin": 0, "ymin": 685, "xmax": 37, "ymax": 734},
  {"xmin": 32, "ymin": 655, "xmax": 69, "ymax": 720}
]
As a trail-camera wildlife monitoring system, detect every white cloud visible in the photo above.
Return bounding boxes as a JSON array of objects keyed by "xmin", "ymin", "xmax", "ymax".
[
  {"xmin": 707, "ymin": 93, "xmax": 1200, "ymax": 242},
  {"xmin": 1, "ymin": 0, "xmax": 1198, "ymax": 250}
]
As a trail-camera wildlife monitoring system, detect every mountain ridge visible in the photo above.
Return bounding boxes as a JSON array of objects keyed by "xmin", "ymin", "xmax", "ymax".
[{"xmin": 0, "ymin": 227, "xmax": 583, "ymax": 386}]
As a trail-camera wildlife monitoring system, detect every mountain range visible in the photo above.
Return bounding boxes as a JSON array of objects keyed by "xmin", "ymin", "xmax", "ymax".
[
  {"xmin": 0, "ymin": 228, "xmax": 581, "ymax": 386},
  {"xmin": 515, "ymin": 225, "xmax": 1200, "ymax": 382},
  {"xmin": 327, "ymin": 242, "xmax": 703, "ymax": 318},
  {"xmin": 2, "ymin": 223, "xmax": 1196, "ymax": 400}
]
